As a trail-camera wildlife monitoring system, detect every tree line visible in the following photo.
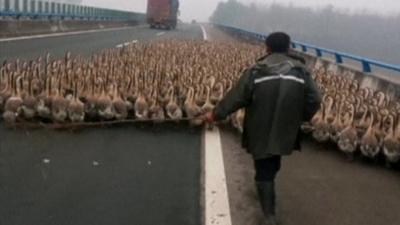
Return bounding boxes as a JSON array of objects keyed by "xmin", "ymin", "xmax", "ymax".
[{"xmin": 210, "ymin": 0, "xmax": 400, "ymax": 65}]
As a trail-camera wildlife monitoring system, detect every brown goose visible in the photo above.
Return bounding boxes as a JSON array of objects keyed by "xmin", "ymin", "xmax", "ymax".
[
  {"xmin": 97, "ymin": 80, "xmax": 115, "ymax": 120},
  {"xmin": 312, "ymin": 96, "xmax": 333, "ymax": 142},
  {"xmin": 3, "ymin": 74, "xmax": 23, "ymax": 124},
  {"xmin": 112, "ymin": 83, "xmax": 128, "ymax": 121},
  {"xmin": 232, "ymin": 109, "xmax": 245, "ymax": 133},
  {"xmin": 0, "ymin": 64, "xmax": 12, "ymax": 113},
  {"xmin": 134, "ymin": 89, "xmax": 149, "ymax": 120},
  {"xmin": 382, "ymin": 115, "xmax": 400, "ymax": 165},
  {"xmin": 51, "ymin": 75, "xmax": 70, "ymax": 123},
  {"xmin": 338, "ymin": 104, "xmax": 358, "ymax": 160},
  {"xmin": 165, "ymin": 87, "xmax": 183, "ymax": 121},
  {"xmin": 360, "ymin": 112, "xmax": 380, "ymax": 159},
  {"xmin": 21, "ymin": 72, "xmax": 37, "ymax": 120},
  {"xmin": 184, "ymin": 87, "xmax": 203, "ymax": 126},
  {"xmin": 67, "ymin": 75, "xmax": 85, "ymax": 123},
  {"xmin": 149, "ymin": 92, "xmax": 165, "ymax": 123}
]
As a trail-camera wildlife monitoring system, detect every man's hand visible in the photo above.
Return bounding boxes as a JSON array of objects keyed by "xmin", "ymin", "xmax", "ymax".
[{"xmin": 204, "ymin": 112, "xmax": 215, "ymax": 124}]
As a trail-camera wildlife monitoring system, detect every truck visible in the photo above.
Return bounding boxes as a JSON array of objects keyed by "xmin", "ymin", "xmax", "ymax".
[{"xmin": 147, "ymin": 0, "xmax": 179, "ymax": 30}]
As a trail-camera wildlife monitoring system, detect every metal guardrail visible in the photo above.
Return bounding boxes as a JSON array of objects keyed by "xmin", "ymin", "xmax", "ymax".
[
  {"xmin": 214, "ymin": 24, "xmax": 400, "ymax": 74},
  {"xmin": 0, "ymin": 0, "xmax": 145, "ymax": 21}
]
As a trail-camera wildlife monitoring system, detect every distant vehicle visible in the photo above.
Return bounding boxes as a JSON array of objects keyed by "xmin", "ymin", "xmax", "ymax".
[
  {"xmin": 191, "ymin": 20, "xmax": 197, "ymax": 24},
  {"xmin": 147, "ymin": 0, "xmax": 180, "ymax": 30}
]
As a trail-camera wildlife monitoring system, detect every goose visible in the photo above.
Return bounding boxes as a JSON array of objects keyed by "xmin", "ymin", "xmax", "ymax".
[
  {"xmin": 195, "ymin": 85, "xmax": 206, "ymax": 107},
  {"xmin": 96, "ymin": 80, "xmax": 115, "ymax": 120},
  {"xmin": 201, "ymin": 86, "xmax": 214, "ymax": 115},
  {"xmin": 134, "ymin": 89, "xmax": 149, "ymax": 120},
  {"xmin": 148, "ymin": 89, "xmax": 165, "ymax": 122},
  {"xmin": 329, "ymin": 102, "xmax": 345, "ymax": 143},
  {"xmin": 232, "ymin": 109, "xmax": 245, "ymax": 133},
  {"xmin": 210, "ymin": 82, "xmax": 224, "ymax": 105},
  {"xmin": 36, "ymin": 76, "xmax": 52, "ymax": 120},
  {"xmin": 0, "ymin": 65, "xmax": 12, "ymax": 113},
  {"xmin": 165, "ymin": 87, "xmax": 183, "ymax": 121},
  {"xmin": 67, "ymin": 74, "xmax": 85, "ymax": 123},
  {"xmin": 83, "ymin": 68, "xmax": 99, "ymax": 120},
  {"xmin": 112, "ymin": 83, "xmax": 128, "ymax": 121},
  {"xmin": 382, "ymin": 115, "xmax": 400, "ymax": 165},
  {"xmin": 312, "ymin": 96, "xmax": 333, "ymax": 142},
  {"xmin": 301, "ymin": 103, "xmax": 323, "ymax": 133},
  {"xmin": 338, "ymin": 104, "xmax": 358, "ymax": 160},
  {"xmin": 3, "ymin": 74, "xmax": 23, "ymax": 124},
  {"xmin": 360, "ymin": 112, "xmax": 380, "ymax": 159},
  {"xmin": 51, "ymin": 75, "xmax": 70, "ymax": 123},
  {"xmin": 202, "ymin": 86, "xmax": 215, "ymax": 129},
  {"xmin": 21, "ymin": 73, "xmax": 37, "ymax": 120},
  {"xmin": 184, "ymin": 87, "xmax": 203, "ymax": 126}
]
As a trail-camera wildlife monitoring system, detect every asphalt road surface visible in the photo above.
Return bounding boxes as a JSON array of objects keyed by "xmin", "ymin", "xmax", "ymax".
[
  {"xmin": 0, "ymin": 23, "xmax": 203, "ymax": 62},
  {"xmin": 0, "ymin": 24, "xmax": 204, "ymax": 225},
  {"xmin": 0, "ymin": 124, "xmax": 202, "ymax": 225},
  {"xmin": 220, "ymin": 126, "xmax": 400, "ymax": 225}
]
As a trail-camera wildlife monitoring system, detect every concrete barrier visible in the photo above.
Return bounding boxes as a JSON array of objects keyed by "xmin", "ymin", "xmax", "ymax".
[
  {"xmin": 0, "ymin": 20, "xmax": 143, "ymax": 38},
  {"xmin": 301, "ymin": 53, "xmax": 400, "ymax": 99}
]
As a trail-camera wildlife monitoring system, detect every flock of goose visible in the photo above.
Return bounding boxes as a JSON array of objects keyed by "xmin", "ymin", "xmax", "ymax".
[
  {"xmin": 1, "ymin": 39, "xmax": 399, "ymax": 166},
  {"xmin": 303, "ymin": 68, "xmax": 400, "ymax": 165},
  {"xmin": 0, "ymin": 40, "xmax": 262, "ymax": 131}
]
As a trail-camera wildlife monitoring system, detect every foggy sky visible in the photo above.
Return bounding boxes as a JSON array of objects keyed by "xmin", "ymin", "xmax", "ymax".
[{"xmin": 83, "ymin": 0, "xmax": 400, "ymax": 22}]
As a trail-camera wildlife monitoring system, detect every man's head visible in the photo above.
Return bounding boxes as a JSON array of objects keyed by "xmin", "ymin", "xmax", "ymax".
[{"xmin": 265, "ymin": 32, "xmax": 291, "ymax": 54}]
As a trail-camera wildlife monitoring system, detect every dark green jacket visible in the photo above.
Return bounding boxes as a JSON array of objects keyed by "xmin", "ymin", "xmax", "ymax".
[{"xmin": 214, "ymin": 53, "xmax": 322, "ymax": 159}]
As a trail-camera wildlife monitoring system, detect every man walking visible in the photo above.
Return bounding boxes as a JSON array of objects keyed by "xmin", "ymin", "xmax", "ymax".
[{"xmin": 205, "ymin": 32, "xmax": 322, "ymax": 225}]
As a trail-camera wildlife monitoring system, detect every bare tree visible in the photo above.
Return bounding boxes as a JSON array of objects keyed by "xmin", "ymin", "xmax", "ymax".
[{"xmin": 210, "ymin": 0, "xmax": 400, "ymax": 64}]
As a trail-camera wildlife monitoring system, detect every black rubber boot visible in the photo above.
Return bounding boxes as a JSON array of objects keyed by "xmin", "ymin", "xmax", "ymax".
[{"xmin": 257, "ymin": 181, "xmax": 278, "ymax": 225}]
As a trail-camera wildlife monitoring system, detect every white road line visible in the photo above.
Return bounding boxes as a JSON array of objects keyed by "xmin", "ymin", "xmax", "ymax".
[
  {"xmin": 116, "ymin": 40, "xmax": 138, "ymax": 48},
  {"xmin": 200, "ymin": 25, "xmax": 208, "ymax": 41},
  {"xmin": 0, "ymin": 25, "xmax": 147, "ymax": 43},
  {"xmin": 205, "ymin": 128, "xmax": 232, "ymax": 225},
  {"xmin": 156, "ymin": 32, "xmax": 166, "ymax": 36}
]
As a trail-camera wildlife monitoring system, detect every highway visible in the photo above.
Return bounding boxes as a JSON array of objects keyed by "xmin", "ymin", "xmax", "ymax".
[
  {"xmin": 0, "ymin": 24, "xmax": 204, "ymax": 225},
  {"xmin": 1, "ymin": 23, "xmax": 400, "ymax": 225},
  {"xmin": 0, "ymin": 24, "xmax": 202, "ymax": 62},
  {"xmin": 0, "ymin": 124, "xmax": 202, "ymax": 225}
]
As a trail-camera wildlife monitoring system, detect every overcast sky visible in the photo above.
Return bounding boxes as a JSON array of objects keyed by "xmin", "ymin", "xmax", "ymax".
[{"xmin": 83, "ymin": 0, "xmax": 400, "ymax": 22}]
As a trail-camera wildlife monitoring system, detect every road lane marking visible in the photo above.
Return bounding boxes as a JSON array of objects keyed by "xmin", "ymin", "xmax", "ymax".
[
  {"xmin": 116, "ymin": 41, "xmax": 136, "ymax": 48},
  {"xmin": 205, "ymin": 128, "xmax": 232, "ymax": 225},
  {"xmin": 156, "ymin": 32, "xmax": 166, "ymax": 36},
  {"xmin": 0, "ymin": 25, "xmax": 147, "ymax": 43},
  {"xmin": 200, "ymin": 25, "xmax": 208, "ymax": 41}
]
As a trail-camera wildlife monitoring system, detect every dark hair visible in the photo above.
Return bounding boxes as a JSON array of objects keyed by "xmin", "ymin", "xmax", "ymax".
[{"xmin": 265, "ymin": 32, "xmax": 291, "ymax": 53}]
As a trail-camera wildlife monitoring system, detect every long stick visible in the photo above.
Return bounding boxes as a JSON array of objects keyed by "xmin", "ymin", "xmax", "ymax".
[{"xmin": 12, "ymin": 117, "xmax": 203, "ymax": 130}]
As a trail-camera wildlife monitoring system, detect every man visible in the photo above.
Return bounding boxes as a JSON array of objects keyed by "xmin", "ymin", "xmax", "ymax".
[{"xmin": 205, "ymin": 32, "xmax": 322, "ymax": 225}]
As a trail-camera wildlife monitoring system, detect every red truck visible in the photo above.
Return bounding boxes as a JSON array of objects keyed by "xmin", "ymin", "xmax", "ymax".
[{"xmin": 147, "ymin": 0, "xmax": 179, "ymax": 29}]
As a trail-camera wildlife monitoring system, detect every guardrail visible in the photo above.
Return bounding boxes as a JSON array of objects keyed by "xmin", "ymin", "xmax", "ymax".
[
  {"xmin": 214, "ymin": 24, "xmax": 400, "ymax": 74},
  {"xmin": 0, "ymin": 0, "xmax": 145, "ymax": 21}
]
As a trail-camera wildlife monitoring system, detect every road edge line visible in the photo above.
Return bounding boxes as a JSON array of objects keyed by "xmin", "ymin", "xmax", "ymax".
[
  {"xmin": 200, "ymin": 25, "xmax": 208, "ymax": 41},
  {"xmin": 205, "ymin": 128, "xmax": 232, "ymax": 225}
]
